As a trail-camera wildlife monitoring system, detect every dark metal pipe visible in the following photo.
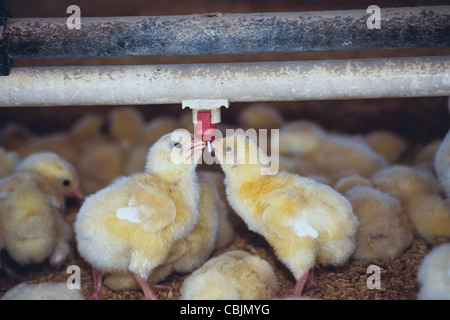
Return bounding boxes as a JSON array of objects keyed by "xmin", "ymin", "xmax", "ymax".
[{"xmin": 5, "ymin": 6, "xmax": 450, "ymax": 59}]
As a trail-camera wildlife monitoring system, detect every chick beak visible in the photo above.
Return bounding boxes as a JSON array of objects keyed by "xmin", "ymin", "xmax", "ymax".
[
  {"xmin": 186, "ymin": 139, "xmax": 206, "ymax": 159},
  {"xmin": 68, "ymin": 186, "xmax": 84, "ymax": 200}
]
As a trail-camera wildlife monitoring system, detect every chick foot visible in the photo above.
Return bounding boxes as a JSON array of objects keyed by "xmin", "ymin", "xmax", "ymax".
[
  {"xmin": 134, "ymin": 274, "xmax": 158, "ymax": 300},
  {"xmin": 89, "ymin": 267, "xmax": 105, "ymax": 300},
  {"xmin": 292, "ymin": 268, "xmax": 316, "ymax": 297}
]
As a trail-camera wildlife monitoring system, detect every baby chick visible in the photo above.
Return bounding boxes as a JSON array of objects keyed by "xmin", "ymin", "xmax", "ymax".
[
  {"xmin": 108, "ymin": 107, "xmax": 145, "ymax": 148},
  {"xmin": 212, "ymin": 134, "xmax": 358, "ymax": 296},
  {"xmin": 75, "ymin": 130, "xmax": 205, "ymax": 300},
  {"xmin": 279, "ymin": 120, "xmax": 387, "ymax": 182},
  {"xmin": 344, "ymin": 186, "xmax": 413, "ymax": 261},
  {"xmin": 1, "ymin": 282, "xmax": 85, "ymax": 300},
  {"xmin": 334, "ymin": 174, "xmax": 374, "ymax": 195},
  {"xmin": 103, "ymin": 173, "xmax": 219, "ymax": 291},
  {"xmin": 364, "ymin": 130, "xmax": 407, "ymax": 164},
  {"xmin": 180, "ymin": 250, "xmax": 279, "ymax": 300},
  {"xmin": 0, "ymin": 152, "xmax": 82, "ymax": 269},
  {"xmin": 198, "ymin": 170, "xmax": 236, "ymax": 249},
  {"xmin": 238, "ymin": 103, "xmax": 284, "ymax": 130},
  {"xmin": 434, "ymin": 130, "xmax": 450, "ymax": 198},
  {"xmin": 0, "ymin": 147, "xmax": 20, "ymax": 179},
  {"xmin": 371, "ymin": 164, "xmax": 441, "ymax": 203},
  {"xmin": 403, "ymin": 193, "xmax": 450, "ymax": 239},
  {"xmin": 417, "ymin": 243, "xmax": 450, "ymax": 300}
]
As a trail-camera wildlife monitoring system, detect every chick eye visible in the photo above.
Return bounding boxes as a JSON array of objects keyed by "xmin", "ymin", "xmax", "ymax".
[
  {"xmin": 172, "ymin": 142, "xmax": 182, "ymax": 149},
  {"xmin": 225, "ymin": 145, "xmax": 233, "ymax": 152},
  {"xmin": 63, "ymin": 179, "xmax": 71, "ymax": 187}
]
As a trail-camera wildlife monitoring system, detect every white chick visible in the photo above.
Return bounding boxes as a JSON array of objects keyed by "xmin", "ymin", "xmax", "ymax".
[
  {"xmin": 103, "ymin": 174, "xmax": 219, "ymax": 291},
  {"xmin": 75, "ymin": 130, "xmax": 205, "ymax": 300},
  {"xmin": 180, "ymin": 250, "xmax": 279, "ymax": 300},
  {"xmin": 364, "ymin": 130, "xmax": 407, "ymax": 164},
  {"xmin": 212, "ymin": 134, "xmax": 358, "ymax": 296},
  {"xmin": 279, "ymin": 120, "xmax": 387, "ymax": 182},
  {"xmin": 0, "ymin": 152, "xmax": 83, "ymax": 269},
  {"xmin": 344, "ymin": 186, "xmax": 413, "ymax": 261},
  {"xmin": 417, "ymin": 243, "xmax": 450, "ymax": 300},
  {"xmin": 434, "ymin": 130, "xmax": 450, "ymax": 198},
  {"xmin": 0, "ymin": 147, "xmax": 20, "ymax": 178},
  {"xmin": 1, "ymin": 282, "xmax": 85, "ymax": 300},
  {"xmin": 403, "ymin": 193, "xmax": 450, "ymax": 239}
]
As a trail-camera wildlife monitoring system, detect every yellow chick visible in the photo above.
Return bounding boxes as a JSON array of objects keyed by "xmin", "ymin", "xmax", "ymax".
[
  {"xmin": 334, "ymin": 174, "xmax": 374, "ymax": 195},
  {"xmin": 434, "ymin": 130, "xmax": 450, "ymax": 198},
  {"xmin": 212, "ymin": 134, "xmax": 358, "ymax": 296},
  {"xmin": 1, "ymin": 282, "xmax": 85, "ymax": 300},
  {"xmin": 415, "ymin": 139, "xmax": 442, "ymax": 172},
  {"xmin": 417, "ymin": 243, "xmax": 450, "ymax": 300},
  {"xmin": 344, "ymin": 186, "xmax": 413, "ymax": 261},
  {"xmin": 198, "ymin": 170, "xmax": 236, "ymax": 249},
  {"xmin": 279, "ymin": 120, "xmax": 387, "ymax": 182},
  {"xmin": 108, "ymin": 107, "xmax": 145, "ymax": 147},
  {"xmin": 76, "ymin": 142, "xmax": 125, "ymax": 195},
  {"xmin": 402, "ymin": 193, "xmax": 450, "ymax": 239},
  {"xmin": 371, "ymin": 164, "xmax": 441, "ymax": 203},
  {"xmin": 238, "ymin": 103, "xmax": 284, "ymax": 130},
  {"xmin": 180, "ymin": 250, "xmax": 280, "ymax": 300},
  {"xmin": 124, "ymin": 116, "xmax": 180, "ymax": 175},
  {"xmin": 0, "ymin": 147, "xmax": 20, "ymax": 179},
  {"xmin": 18, "ymin": 132, "xmax": 80, "ymax": 165},
  {"xmin": 0, "ymin": 123, "xmax": 33, "ymax": 151},
  {"xmin": 75, "ymin": 130, "xmax": 205, "ymax": 300},
  {"xmin": 364, "ymin": 130, "xmax": 407, "ymax": 164},
  {"xmin": 0, "ymin": 152, "xmax": 82, "ymax": 269},
  {"xmin": 103, "ymin": 174, "xmax": 219, "ymax": 291}
]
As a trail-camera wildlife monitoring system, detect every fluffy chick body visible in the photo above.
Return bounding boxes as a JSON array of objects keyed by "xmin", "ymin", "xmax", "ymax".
[
  {"xmin": 180, "ymin": 250, "xmax": 279, "ymax": 300},
  {"xmin": 0, "ymin": 152, "xmax": 81, "ymax": 268},
  {"xmin": 213, "ymin": 135, "xmax": 358, "ymax": 295},
  {"xmin": 75, "ymin": 130, "xmax": 204, "ymax": 299},
  {"xmin": 344, "ymin": 186, "xmax": 413, "ymax": 261},
  {"xmin": 434, "ymin": 130, "xmax": 450, "ymax": 198},
  {"xmin": 279, "ymin": 121, "xmax": 387, "ymax": 182},
  {"xmin": 417, "ymin": 243, "xmax": 450, "ymax": 300},
  {"xmin": 103, "ymin": 174, "xmax": 219, "ymax": 290},
  {"xmin": 1, "ymin": 282, "xmax": 85, "ymax": 300}
]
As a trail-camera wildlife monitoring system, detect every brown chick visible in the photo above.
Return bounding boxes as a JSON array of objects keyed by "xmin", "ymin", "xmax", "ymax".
[
  {"xmin": 75, "ymin": 130, "xmax": 205, "ymax": 300},
  {"xmin": 344, "ymin": 186, "xmax": 413, "ymax": 261},
  {"xmin": 279, "ymin": 120, "xmax": 387, "ymax": 183},
  {"xmin": 103, "ymin": 173, "xmax": 219, "ymax": 291},
  {"xmin": 212, "ymin": 134, "xmax": 358, "ymax": 296},
  {"xmin": 180, "ymin": 250, "xmax": 280, "ymax": 300},
  {"xmin": 0, "ymin": 152, "xmax": 82, "ymax": 269}
]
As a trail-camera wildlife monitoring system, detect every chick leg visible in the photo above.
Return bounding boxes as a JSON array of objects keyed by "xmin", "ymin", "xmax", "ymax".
[
  {"xmin": 292, "ymin": 268, "xmax": 315, "ymax": 296},
  {"xmin": 89, "ymin": 267, "xmax": 104, "ymax": 300},
  {"xmin": 134, "ymin": 274, "xmax": 158, "ymax": 300}
]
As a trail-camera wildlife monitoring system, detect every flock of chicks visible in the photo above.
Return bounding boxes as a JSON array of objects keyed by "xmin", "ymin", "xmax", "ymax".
[{"xmin": 0, "ymin": 104, "xmax": 449, "ymax": 300}]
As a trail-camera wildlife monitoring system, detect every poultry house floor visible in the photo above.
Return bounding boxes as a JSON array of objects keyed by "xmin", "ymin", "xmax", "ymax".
[{"xmin": 1, "ymin": 0, "xmax": 450, "ymax": 301}]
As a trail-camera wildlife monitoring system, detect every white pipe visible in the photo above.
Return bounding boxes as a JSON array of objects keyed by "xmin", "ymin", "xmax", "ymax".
[{"xmin": 0, "ymin": 56, "xmax": 449, "ymax": 107}]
